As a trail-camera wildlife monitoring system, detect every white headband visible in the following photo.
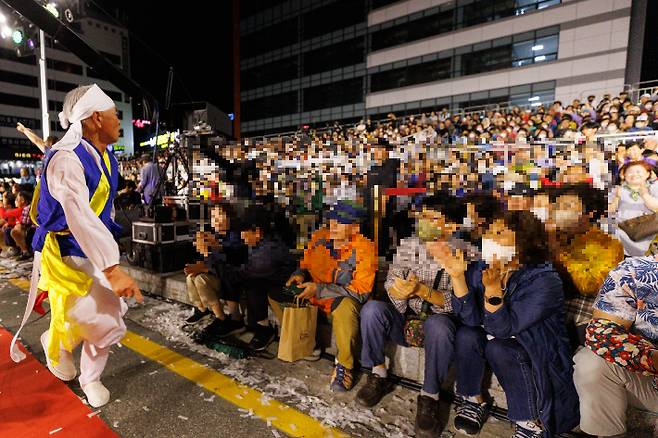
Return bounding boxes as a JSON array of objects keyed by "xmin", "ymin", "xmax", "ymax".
[{"xmin": 52, "ymin": 84, "xmax": 115, "ymax": 152}]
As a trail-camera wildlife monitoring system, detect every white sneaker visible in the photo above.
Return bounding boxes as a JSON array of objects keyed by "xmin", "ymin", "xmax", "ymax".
[
  {"xmin": 81, "ymin": 381, "xmax": 110, "ymax": 408},
  {"xmin": 40, "ymin": 331, "xmax": 77, "ymax": 381}
]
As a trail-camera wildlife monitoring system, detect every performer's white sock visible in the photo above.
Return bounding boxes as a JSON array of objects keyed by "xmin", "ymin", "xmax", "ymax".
[{"xmin": 79, "ymin": 342, "xmax": 110, "ymax": 387}]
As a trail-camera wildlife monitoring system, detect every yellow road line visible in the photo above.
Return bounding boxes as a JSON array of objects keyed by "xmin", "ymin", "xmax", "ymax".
[
  {"xmin": 9, "ymin": 278, "xmax": 31, "ymax": 291},
  {"xmin": 8, "ymin": 277, "xmax": 343, "ymax": 437},
  {"xmin": 121, "ymin": 330, "xmax": 347, "ymax": 438}
]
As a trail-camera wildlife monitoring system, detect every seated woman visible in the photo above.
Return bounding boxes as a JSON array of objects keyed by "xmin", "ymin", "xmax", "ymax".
[
  {"xmin": 432, "ymin": 210, "xmax": 579, "ymax": 438},
  {"xmin": 609, "ymin": 160, "xmax": 658, "ymax": 256}
]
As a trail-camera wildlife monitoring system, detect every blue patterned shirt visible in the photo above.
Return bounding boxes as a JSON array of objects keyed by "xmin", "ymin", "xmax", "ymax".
[{"xmin": 594, "ymin": 256, "xmax": 658, "ymax": 343}]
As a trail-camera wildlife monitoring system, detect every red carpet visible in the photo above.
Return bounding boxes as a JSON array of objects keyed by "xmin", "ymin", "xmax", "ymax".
[{"xmin": 0, "ymin": 327, "xmax": 117, "ymax": 438}]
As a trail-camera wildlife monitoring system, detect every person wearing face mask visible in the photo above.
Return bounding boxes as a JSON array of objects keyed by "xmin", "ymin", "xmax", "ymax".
[
  {"xmin": 357, "ymin": 193, "xmax": 479, "ymax": 437},
  {"xmin": 546, "ymin": 184, "xmax": 624, "ymax": 348},
  {"xmin": 431, "ymin": 210, "xmax": 579, "ymax": 438},
  {"xmin": 609, "ymin": 161, "xmax": 658, "ymax": 256},
  {"xmin": 530, "ymin": 189, "xmax": 549, "ymax": 223}
]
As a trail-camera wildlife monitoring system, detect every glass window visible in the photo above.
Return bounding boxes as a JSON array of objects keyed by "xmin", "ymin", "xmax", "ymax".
[
  {"xmin": 0, "ymin": 92, "xmax": 39, "ymax": 108},
  {"xmin": 371, "ymin": 57, "xmax": 451, "ymax": 92},
  {"xmin": 371, "ymin": 10, "xmax": 453, "ymax": 52},
  {"xmin": 303, "ymin": 0, "xmax": 365, "ymax": 39},
  {"xmin": 303, "ymin": 38, "xmax": 364, "ymax": 76},
  {"xmin": 243, "ymin": 91, "xmax": 298, "ymax": 121},
  {"xmin": 47, "ymin": 59, "xmax": 83, "ymax": 75},
  {"xmin": 369, "ymin": 0, "xmax": 560, "ymax": 50},
  {"xmin": 303, "ymin": 77, "xmax": 363, "ymax": 111},
  {"xmin": 242, "ymin": 56, "xmax": 299, "ymax": 90},
  {"xmin": 0, "ymin": 70, "xmax": 38, "ymax": 87},
  {"xmin": 241, "ymin": 18, "xmax": 298, "ymax": 59}
]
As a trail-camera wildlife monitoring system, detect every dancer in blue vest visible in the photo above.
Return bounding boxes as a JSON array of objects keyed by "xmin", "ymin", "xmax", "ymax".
[{"xmin": 10, "ymin": 84, "xmax": 142, "ymax": 408}]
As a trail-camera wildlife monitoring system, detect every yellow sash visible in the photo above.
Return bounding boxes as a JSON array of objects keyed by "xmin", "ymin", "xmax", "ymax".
[{"xmin": 40, "ymin": 151, "xmax": 112, "ymax": 365}]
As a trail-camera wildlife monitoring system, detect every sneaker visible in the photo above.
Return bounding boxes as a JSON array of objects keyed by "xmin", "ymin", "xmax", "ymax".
[
  {"xmin": 81, "ymin": 381, "xmax": 110, "ymax": 408},
  {"xmin": 415, "ymin": 394, "xmax": 441, "ymax": 437},
  {"xmin": 454, "ymin": 398, "xmax": 490, "ymax": 436},
  {"xmin": 513, "ymin": 421, "xmax": 543, "ymax": 438},
  {"xmin": 248, "ymin": 324, "xmax": 276, "ymax": 351},
  {"xmin": 330, "ymin": 363, "xmax": 353, "ymax": 392},
  {"xmin": 185, "ymin": 307, "xmax": 211, "ymax": 324},
  {"xmin": 204, "ymin": 317, "xmax": 246, "ymax": 339},
  {"xmin": 301, "ymin": 348, "xmax": 322, "ymax": 362},
  {"xmin": 356, "ymin": 373, "xmax": 393, "ymax": 408}
]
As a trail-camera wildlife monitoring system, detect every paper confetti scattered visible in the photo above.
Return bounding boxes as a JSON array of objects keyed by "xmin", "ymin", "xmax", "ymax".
[
  {"xmin": 117, "ymin": 342, "xmax": 123, "ymax": 348},
  {"xmin": 148, "ymin": 370, "xmax": 158, "ymax": 376},
  {"xmin": 271, "ymin": 430, "xmax": 281, "ymax": 438},
  {"xmin": 204, "ymin": 395, "xmax": 215, "ymax": 402},
  {"xmin": 142, "ymin": 406, "xmax": 150, "ymax": 412},
  {"xmin": 49, "ymin": 428, "xmax": 62, "ymax": 435},
  {"xmin": 87, "ymin": 410, "xmax": 101, "ymax": 418},
  {"xmin": 177, "ymin": 415, "xmax": 188, "ymax": 421},
  {"xmin": 113, "ymin": 421, "xmax": 119, "ymax": 428}
]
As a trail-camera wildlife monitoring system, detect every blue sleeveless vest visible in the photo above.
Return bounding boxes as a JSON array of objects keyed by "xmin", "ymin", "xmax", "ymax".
[{"xmin": 32, "ymin": 139, "xmax": 121, "ymax": 258}]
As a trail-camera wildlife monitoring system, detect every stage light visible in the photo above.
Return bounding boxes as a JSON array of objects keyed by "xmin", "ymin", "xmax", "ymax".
[
  {"xmin": 27, "ymin": 38, "xmax": 35, "ymax": 50},
  {"xmin": 531, "ymin": 44, "xmax": 544, "ymax": 51},
  {"xmin": 46, "ymin": 3, "xmax": 59, "ymax": 18},
  {"xmin": 534, "ymin": 55, "xmax": 546, "ymax": 62},
  {"xmin": 12, "ymin": 28, "xmax": 23, "ymax": 44},
  {"xmin": 64, "ymin": 9, "xmax": 74, "ymax": 23},
  {"xmin": 0, "ymin": 26, "xmax": 11, "ymax": 40}
]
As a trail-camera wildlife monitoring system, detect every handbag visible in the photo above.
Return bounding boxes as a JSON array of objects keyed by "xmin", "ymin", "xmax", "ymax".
[{"xmin": 617, "ymin": 213, "xmax": 658, "ymax": 242}]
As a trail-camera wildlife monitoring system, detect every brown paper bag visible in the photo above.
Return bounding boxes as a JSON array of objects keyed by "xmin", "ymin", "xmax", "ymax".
[{"xmin": 277, "ymin": 300, "xmax": 317, "ymax": 362}]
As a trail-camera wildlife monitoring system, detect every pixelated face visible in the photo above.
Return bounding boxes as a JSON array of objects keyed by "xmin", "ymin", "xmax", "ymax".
[
  {"xmin": 623, "ymin": 164, "xmax": 650, "ymax": 185},
  {"xmin": 210, "ymin": 207, "xmax": 229, "ymax": 234},
  {"xmin": 552, "ymin": 194, "xmax": 583, "ymax": 229},
  {"xmin": 20, "ymin": 168, "xmax": 28, "ymax": 177},
  {"xmin": 483, "ymin": 219, "xmax": 515, "ymax": 248},
  {"xmin": 240, "ymin": 229, "xmax": 262, "ymax": 247},
  {"xmin": 329, "ymin": 219, "xmax": 354, "ymax": 243},
  {"xmin": 507, "ymin": 195, "xmax": 529, "ymax": 212},
  {"xmin": 2, "ymin": 193, "xmax": 11, "ymax": 208},
  {"xmin": 418, "ymin": 207, "xmax": 457, "ymax": 236}
]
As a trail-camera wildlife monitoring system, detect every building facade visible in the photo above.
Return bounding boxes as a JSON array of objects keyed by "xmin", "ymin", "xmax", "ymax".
[
  {"xmin": 0, "ymin": 4, "xmax": 133, "ymax": 175},
  {"xmin": 239, "ymin": 0, "xmax": 642, "ymax": 137}
]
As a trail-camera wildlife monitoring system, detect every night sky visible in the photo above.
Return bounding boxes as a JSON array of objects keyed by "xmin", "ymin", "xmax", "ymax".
[{"xmin": 96, "ymin": 0, "xmax": 234, "ymax": 123}]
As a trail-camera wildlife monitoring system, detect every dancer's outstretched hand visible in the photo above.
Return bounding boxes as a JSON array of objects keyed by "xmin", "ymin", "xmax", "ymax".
[{"xmin": 104, "ymin": 265, "xmax": 144, "ymax": 303}]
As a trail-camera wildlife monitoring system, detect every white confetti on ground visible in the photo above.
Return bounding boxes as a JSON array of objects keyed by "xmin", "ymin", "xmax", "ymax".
[
  {"xmin": 137, "ymin": 301, "xmax": 415, "ymax": 438},
  {"xmin": 177, "ymin": 415, "xmax": 188, "ymax": 421},
  {"xmin": 142, "ymin": 406, "xmax": 150, "ymax": 412},
  {"xmin": 112, "ymin": 421, "xmax": 119, "ymax": 428},
  {"xmin": 87, "ymin": 410, "xmax": 101, "ymax": 418}
]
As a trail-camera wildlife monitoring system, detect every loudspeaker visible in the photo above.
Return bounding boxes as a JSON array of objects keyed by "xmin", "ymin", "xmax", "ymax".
[{"xmin": 129, "ymin": 241, "xmax": 194, "ymax": 273}]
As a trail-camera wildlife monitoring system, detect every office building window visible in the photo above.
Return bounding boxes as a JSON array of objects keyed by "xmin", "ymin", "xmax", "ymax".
[
  {"xmin": 370, "ymin": 0, "xmax": 560, "ymax": 52},
  {"xmin": 242, "ymin": 56, "xmax": 299, "ymax": 90},
  {"xmin": 47, "ymin": 59, "xmax": 83, "ymax": 75},
  {"xmin": 371, "ymin": 57, "xmax": 451, "ymax": 92},
  {"xmin": 303, "ymin": 38, "xmax": 364, "ymax": 76},
  {"xmin": 302, "ymin": 0, "xmax": 365, "ymax": 40},
  {"xmin": 242, "ymin": 91, "xmax": 298, "ymax": 121},
  {"xmin": 303, "ymin": 77, "xmax": 363, "ymax": 111},
  {"xmin": 0, "ymin": 92, "xmax": 40, "ymax": 108},
  {"xmin": 241, "ymin": 17, "xmax": 298, "ymax": 59},
  {"xmin": 369, "ymin": 27, "xmax": 558, "ymax": 92},
  {"xmin": 0, "ymin": 70, "xmax": 38, "ymax": 87}
]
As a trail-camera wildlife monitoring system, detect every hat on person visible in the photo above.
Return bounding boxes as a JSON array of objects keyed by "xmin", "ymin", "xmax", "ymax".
[{"xmin": 326, "ymin": 200, "xmax": 367, "ymax": 224}]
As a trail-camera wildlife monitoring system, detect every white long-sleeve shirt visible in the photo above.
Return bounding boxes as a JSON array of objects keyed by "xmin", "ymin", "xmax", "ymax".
[{"xmin": 46, "ymin": 142, "xmax": 120, "ymax": 272}]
